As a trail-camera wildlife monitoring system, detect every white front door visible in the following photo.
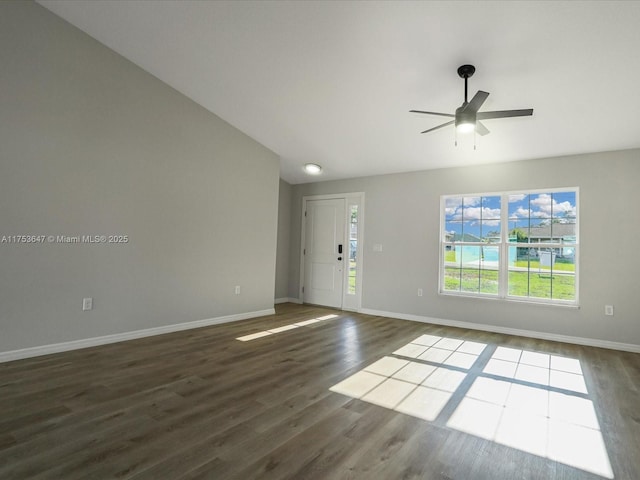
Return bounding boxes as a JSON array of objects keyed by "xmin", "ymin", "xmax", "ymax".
[{"xmin": 303, "ymin": 198, "xmax": 346, "ymax": 308}]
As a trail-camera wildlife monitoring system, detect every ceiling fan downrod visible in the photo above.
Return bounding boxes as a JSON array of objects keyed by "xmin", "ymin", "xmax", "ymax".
[{"xmin": 457, "ymin": 64, "xmax": 476, "ymax": 105}]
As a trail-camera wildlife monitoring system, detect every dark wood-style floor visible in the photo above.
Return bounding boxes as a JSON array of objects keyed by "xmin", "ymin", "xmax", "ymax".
[{"xmin": 1, "ymin": 303, "xmax": 639, "ymax": 479}]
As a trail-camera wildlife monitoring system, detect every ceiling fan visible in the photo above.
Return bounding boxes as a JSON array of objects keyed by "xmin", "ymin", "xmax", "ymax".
[{"xmin": 411, "ymin": 65, "xmax": 533, "ymax": 138}]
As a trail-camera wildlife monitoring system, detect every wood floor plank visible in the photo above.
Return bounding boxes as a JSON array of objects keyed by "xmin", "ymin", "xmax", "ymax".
[{"xmin": 1, "ymin": 304, "xmax": 639, "ymax": 479}]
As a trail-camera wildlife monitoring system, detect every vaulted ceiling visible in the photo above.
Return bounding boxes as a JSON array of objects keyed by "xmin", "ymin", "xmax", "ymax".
[{"xmin": 40, "ymin": 1, "xmax": 640, "ymax": 184}]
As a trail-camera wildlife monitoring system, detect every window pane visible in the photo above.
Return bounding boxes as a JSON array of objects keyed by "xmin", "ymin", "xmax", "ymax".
[
  {"xmin": 551, "ymin": 191, "xmax": 577, "ymax": 220},
  {"xmin": 553, "ymin": 251, "xmax": 577, "ymax": 274},
  {"xmin": 508, "ymin": 246, "xmax": 527, "ymax": 297},
  {"xmin": 481, "ymin": 245, "xmax": 499, "ymax": 263},
  {"xmin": 446, "ymin": 195, "xmax": 501, "ymax": 242},
  {"xmin": 526, "ymin": 248, "xmax": 554, "ymax": 299},
  {"xmin": 529, "ymin": 220, "xmax": 551, "ymax": 245},
  {"xmin": 508, "ymin": 218, "xmax": 529, "ymax": 243},
  {"xmin": 461, "ymin": 196, "xmax": 481, "ymax": 219},
  {"xmin": 443, "ymin": 245, "xmax": 461, "ymax": 291},
  {"xmin": 460, "ymin": 266, "xmax": 480, "ymax": 293},
  {"xmin": 460, "ymin": 245, "xmax": 481, "ymax": 265},
  {"xmin": 552, "ymin": 271, "xmax": 576, "ymax": 301},
  {"xmin": 348, "ymin": 205, "xmax": 358, "ymax": 295},
  {"xmin": 445, "ymin": 197, "xmax": 464, "ymax": 221},
  {"xmin": 461, "ymin": 196, "xmax": 500, "ymax": 223},
  {"xmin": 508, "ymin": 270, "xmax": 528, "ymax": 297},
  {"xmin": 460, "ymin": 246, "xmax": 481, "ymax": 293},
  {"xmin": 559, "ymin": 242, "xmax": 576, "ymax": 261},
  {"xmin": 445, "ymin": 219, "xmax": 463, "ymax": 241},
  {"xmin": 444, "ymin": 266, "xmax": 461, "ymax": 291},
  {"xmin": 551, "ymin": 222, "xmax": 576, "ymax": 239},
  {"xmin": 481, "ymin": 196, "xmax": 501, "ymax": 220},
  {"xmin": 461, "ymin": 221, "xmax": 480, "ymax": 241},
  {"xmin": 479, "ymin": 267, "xmax": 499, "ymax": 294},
  {"xmin": 552, "ymin": 254, "xmax": 576, "ymax": 301},
  {"xmin": 481, "ymin": 222, "xmax": 501, "ymax": 243},
  {"xmin": 444, "ymin": 244, "xmax": 457, "ymax": 264},
  {"xmin": 507, "ymin": 245, "xmax": 577, "ymax": 302},
  {"xmin": 529, "ymin": 270, "xmax": 552, "ymax": 299},
  {"xmin": 508, "ymin": 193, "xmax": 530, "ymax": 217},
  {"xmin": 348, "ymin": 257, "xmax": 356, "ymax": 294},
  {"xmin": 529, "ymin": 193, "xmax": 553, "ymax": 221}
]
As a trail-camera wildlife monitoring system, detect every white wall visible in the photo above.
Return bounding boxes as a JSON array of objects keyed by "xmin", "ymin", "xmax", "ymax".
[
  {"xmin": 0, "ymin": 1, "xmax": 280, "ymax": 353},
  {"xmin": 289, "ymin": 149, "xmax": 640, "ymax": 347}
]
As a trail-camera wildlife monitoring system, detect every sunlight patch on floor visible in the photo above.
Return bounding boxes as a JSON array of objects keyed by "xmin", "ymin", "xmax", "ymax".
[
  {"xmin": 236, "ymin": 314, "xmax": 339, "ymax": 341},
  {"xmin": 447, "ymin": 376, "xmax": 612, "ymax": 478},
  {"xmin": 483, "ymin": 347, "xmax": 587, "ymax": 393},
  {"xmin": 330, "ymin": 334, "xmax": 484, "ymax": 421},
  {"xmin": 329, "ymin": 356, "xmax": 460, "ymax": 421},
  {"xmin": 329, "ymin": 335, "xmax": 614, "ymax": 479}
]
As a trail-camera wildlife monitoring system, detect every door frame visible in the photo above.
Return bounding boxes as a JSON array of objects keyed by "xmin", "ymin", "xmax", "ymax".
[{"xmin": 299, "ymin": 192, "xmax": 364, "ymax": 311}]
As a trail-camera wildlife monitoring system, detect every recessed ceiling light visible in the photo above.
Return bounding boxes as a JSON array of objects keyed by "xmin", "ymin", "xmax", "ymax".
[{"xmin": 304, "ymin": 163, "xmax": 322, "ymax": 175}]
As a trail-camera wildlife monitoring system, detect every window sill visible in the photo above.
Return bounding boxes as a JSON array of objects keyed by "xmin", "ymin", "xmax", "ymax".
[{"xmin": 439, "ymin": 291, "xmax": 580, "ymax": 309}]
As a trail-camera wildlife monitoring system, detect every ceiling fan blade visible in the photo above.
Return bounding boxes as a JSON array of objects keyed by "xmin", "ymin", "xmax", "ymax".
[
  {"xmin": 476, "ymin": 121, "xmax": 490, "ymax": 136},
  {"xmin": 477, "ymin": 109, "xmax": 533, "ymax": 120},
  {"xmin": 421, "ymin": 120, "xmax": 454, "ymax": 134},
  {"xmin": 462, "ymin": 90, "xmax": 489, "ymax": 113},
  {"xmin": 410, "ymin": 110, "xmax": 455, "ymax": 118}
]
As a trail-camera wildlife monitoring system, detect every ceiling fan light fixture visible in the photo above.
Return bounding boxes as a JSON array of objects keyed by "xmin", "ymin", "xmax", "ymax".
[
  {"xmin": 304, "ymin": 163, "xmax": 322, "ymax": 175},
  {"xmin": 455, "ymin": 106, "xmax": 476, "ymax": 134},
  {"xmin": 456, "ymin": 121, "xmax": 475, "ymax": 134}
]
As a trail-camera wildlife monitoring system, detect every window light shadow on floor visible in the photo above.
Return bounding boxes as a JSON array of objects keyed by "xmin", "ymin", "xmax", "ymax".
[
  {"xmin": 236, "ymin": 314, "xmax": 339, "ymax": 341},
  {"xmin": 329, "ymin": 335, "xmax": 614, "ymax": 479}
]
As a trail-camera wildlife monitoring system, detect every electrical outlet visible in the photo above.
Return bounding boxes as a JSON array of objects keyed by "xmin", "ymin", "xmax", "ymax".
[
  {"xmin": 235, "ymin": 285, "xmax": 241, "ymax": 295},
  {"xmin": 605, "ymin": 305, "xmax": 614, "ymax": 316},
  {"xmin": 373, "ymin": 243, "xmax": 383, "ymax": 252},
  {"xmin": 82, "ymin": 297, "xmax": 93, "ymax": 311},
  {"xmin": 418, "ymin": 288, "xmax": 423, "ymax": 297}
]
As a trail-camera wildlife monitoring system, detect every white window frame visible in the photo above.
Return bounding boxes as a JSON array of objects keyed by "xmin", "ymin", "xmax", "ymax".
[{"xmin": 439, "ymin": 188, "xmax": 579, "ymax": 307}]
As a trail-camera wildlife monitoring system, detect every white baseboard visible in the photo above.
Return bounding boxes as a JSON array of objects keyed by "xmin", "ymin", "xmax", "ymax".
[
  {"xmin": 275, "ymin": 297, "xmax": 302, "ymax": 304},
  {"xmin": 359, "ymin": 308, "xmax": 640, "ymax": 353},
  {"xmin": 0, "ymin": 308, "xmax": 275, "ymax": 363}
]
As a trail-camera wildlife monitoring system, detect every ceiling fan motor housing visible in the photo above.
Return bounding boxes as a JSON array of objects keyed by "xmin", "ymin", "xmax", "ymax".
[{"xmin": 455, "ymin": 105, "xmax": 476, "ymax": 129}]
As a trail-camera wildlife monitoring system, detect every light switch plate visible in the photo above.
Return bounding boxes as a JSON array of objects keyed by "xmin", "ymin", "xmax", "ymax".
[{"xmin": 82, "ymin": 297, "xmax": 93, "ymax": 311}]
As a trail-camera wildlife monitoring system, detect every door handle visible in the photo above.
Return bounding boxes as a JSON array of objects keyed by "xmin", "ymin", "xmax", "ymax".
[{"xmin": 338, "ymin": 244, "xmax": 343, "ymax": 254}]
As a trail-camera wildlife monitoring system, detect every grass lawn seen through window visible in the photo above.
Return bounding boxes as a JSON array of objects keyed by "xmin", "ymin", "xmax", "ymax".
[{"xmin": 444, "ymin": 262, "xmax": 575, "ymax": 301}]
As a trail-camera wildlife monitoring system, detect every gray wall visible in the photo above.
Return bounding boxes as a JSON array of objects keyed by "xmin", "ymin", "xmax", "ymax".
[
  {"xmin": 275, "ymin": 179, "xmax": 292, "ymax": 300},
  {"xmin": 289, "ymin": 149, "xmax": 640, "ymax": 346},
  {"xmin": 0, "ymin": 1, "xmax": 280, "ymax": 352}
]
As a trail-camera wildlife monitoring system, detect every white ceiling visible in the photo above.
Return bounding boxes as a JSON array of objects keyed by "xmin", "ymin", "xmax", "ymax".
[{"xmin": 40, "ymin": 1, "xmax": 640, "ymax": 184}]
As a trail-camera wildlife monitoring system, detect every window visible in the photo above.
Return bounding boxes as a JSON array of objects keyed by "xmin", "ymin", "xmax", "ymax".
[
  {"xmin": 348, "ymin": 205, "xmax": 358, "ymax": 295},
  {"xmin": 441, "ymin": 189, "xmax": 578, "ymax": 305}
]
